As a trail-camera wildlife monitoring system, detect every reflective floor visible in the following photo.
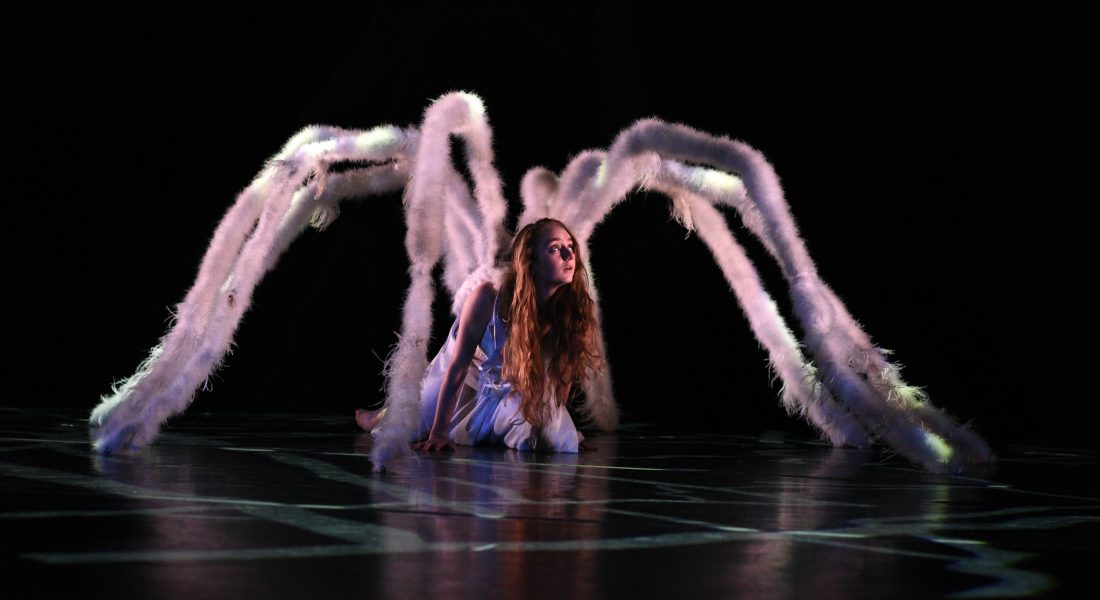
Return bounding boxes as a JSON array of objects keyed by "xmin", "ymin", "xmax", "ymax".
[{"xmin": 2, "ymin": 407, "xmax": 1097, "ymax": 598}]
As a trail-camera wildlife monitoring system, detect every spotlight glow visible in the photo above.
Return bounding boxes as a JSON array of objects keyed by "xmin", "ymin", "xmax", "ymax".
[
  {"xmin": 356, "ymin": 128, "xmax": 397, "ymax": 151},
  {"xmin": 924, "ymin": 431, "xmax": 954, "ymax": 463}
]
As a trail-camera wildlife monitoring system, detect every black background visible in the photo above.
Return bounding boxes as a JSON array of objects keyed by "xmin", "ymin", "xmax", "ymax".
[{"xmin": 12, "ymin": 3, "xmax": 1096, "ymax": 449}]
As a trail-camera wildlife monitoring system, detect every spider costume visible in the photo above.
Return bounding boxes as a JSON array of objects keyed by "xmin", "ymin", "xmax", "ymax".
[{"xmin": 91, "ymin": 92, "xmax": 993, "ymax": 473}]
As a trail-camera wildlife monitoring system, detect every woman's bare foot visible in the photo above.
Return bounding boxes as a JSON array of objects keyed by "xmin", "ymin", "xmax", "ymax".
[{"xmin": 354, "ymin": 408, "xmax": 384, "ymax": 432}]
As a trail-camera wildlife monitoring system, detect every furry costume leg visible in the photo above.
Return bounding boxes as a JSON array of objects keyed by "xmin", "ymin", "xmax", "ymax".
[
  {"xmin": 93, "ymin": 91, "xmax": 988, "ymax": 473},
  {"xmin": 91, "ymin": 126, "xmax": 417, "ymax": 453},
  {"xmin": 538, "ymin": 118, "xmax": 991, "ymax": 472}
]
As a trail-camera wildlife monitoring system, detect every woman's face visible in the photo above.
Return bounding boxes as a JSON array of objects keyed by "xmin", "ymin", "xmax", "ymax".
[{"xmin": 533, "ymin": 223, "xmax": 575, "ymax": 289}]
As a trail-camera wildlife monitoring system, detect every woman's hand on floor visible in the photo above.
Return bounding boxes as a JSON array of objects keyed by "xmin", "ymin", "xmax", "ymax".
[{"xmin": 412, "ymin": 433, "xmax": 454, "ymax": 452}]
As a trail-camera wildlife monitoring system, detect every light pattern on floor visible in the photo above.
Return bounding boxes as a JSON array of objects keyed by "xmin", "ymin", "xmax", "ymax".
[{"xmin": 3, "ymin": 409, "xmax": 1097, "ymax": 598}]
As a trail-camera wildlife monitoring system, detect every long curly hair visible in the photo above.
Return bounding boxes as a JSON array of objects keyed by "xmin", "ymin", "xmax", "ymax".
[{"xmin": 499, "ymin": 218, "xmax": 603, "ymax": 426}]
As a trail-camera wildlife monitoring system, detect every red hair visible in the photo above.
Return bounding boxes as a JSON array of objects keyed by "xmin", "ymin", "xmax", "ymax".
[{"xmin": 499, "ymin": 218, "xmax": 603, "ymax": 426}]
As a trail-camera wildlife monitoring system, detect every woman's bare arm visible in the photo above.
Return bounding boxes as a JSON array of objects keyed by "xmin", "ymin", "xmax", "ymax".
[{"xmin": 413, "ymin": 282, "xmax": 497, "ymax": 451}]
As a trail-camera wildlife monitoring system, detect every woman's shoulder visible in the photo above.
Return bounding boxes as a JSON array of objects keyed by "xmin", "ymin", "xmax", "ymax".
[
  {"xmin": 460, "ymin": 281, "xmax": 498, "ymax": 323},
  {"xmin": 470, "ymin": 281, "xmax": 498, "ymax": 303}
]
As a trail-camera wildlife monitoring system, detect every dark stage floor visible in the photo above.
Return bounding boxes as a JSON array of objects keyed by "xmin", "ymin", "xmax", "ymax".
[{"xmin": 2, "ymin": 407, "xmax": 1097, "ymax": 599}]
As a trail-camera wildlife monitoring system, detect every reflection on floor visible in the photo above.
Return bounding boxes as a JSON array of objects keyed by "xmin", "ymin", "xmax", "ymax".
[{"xmin": 2, "ymin": 407, "xmax": 1097, "ymax": 598}]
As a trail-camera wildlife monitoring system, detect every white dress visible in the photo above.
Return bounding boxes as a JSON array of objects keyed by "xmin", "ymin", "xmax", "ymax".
[{"xmin": 416, "ymin": 293, "xmax": 583, "ymax": 452}]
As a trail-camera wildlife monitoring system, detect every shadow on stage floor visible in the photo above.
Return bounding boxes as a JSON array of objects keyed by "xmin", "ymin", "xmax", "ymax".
[{"xmin": 2, "ymin": 407, "xmax": 1097, "ymax": 598}]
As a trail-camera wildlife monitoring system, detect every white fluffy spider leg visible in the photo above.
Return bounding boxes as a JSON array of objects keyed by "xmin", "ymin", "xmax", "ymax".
[
  {"xmin": 551, "ymin": 148, "xmax": 858, "ymax": 442},
  {"xmin": 90, "ymin": 161, "xmax": 308, "ymax": 454},
  {"xmin": 645, "ymin": 160, "xmax": 868, "ymax": 445},
  {"xmin": 310, "ymin": 161, "xmax": 415, "ymax": 231},
  {"xmin": 454, "ymin": 98, "xmax": 510, "ymax": 268},
  {"xmin": 91, "ymin": 126, "xmax": 416, "ymax": 454},
  {"xmin": 372, "ymin": 91, "xmax": 510, "ymax": 471},
  {"xmin": 554, "ymin": 150, "xmax": 615, "ymax": 238},
  {"xmin": 441, "ymin": 182, "xmax": 481, "ymax": 296},
  {"xmin": 658, "ymin": 160, "xmax": 779, "ymax": 258},
  {"xmin": 517, "ymin": 166, "xmax": 560, "ymax": 227},
  {"xmin": 574, "ymin": 253, "xmax": 620, "ymax": 432},
  {"xmin": 654, "ymin": 186, "xmax": 871, "ymax": 447},
  {"xmin": 692, "ymin": 134, "xmax": 993, "ymax": 470},
  {"xmin": 555, "ymin": 118, "xmax": 991, "ymax": 471},
  {"xmin": 795, "ymin": 277, "xmax": 994, "ymax": 471}
]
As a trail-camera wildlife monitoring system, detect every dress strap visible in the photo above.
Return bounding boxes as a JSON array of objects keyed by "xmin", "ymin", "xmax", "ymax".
[{"xmin": 491, "ymin": 293, "xmax": 500, "ymax": 351}]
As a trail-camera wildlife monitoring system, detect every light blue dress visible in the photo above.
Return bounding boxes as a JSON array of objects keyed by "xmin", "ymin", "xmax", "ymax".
[{"xmin": 417, "ymin": 294, "xmax": 583, "ymax": 452}]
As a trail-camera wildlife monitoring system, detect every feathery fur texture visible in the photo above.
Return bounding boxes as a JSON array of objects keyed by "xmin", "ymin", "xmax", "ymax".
[
  {"xmin": 91, "ymin": 125, "xmax": 417, "ymax": 454},
  {"xmin": 368, "ymin": 92, "xmax": 509, "ymax": 469},
  {"xmin": 545, "ymin": 118, "xmax": 991, "ymax": 472},
  {"xmin": 93, "ymin": 94, "xmax": 990, "ymax": 473}
]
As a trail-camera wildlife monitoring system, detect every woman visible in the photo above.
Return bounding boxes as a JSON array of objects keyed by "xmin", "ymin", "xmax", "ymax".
[{"xmin": 356, "ymin": 218, "xmax": 603, "ymax": 452}]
